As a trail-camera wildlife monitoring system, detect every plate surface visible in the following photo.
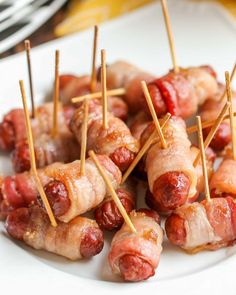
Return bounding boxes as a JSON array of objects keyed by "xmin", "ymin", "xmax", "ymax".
[{"xmin": 0, "ymin": 1, "xmax": 236, "ymax": 294}]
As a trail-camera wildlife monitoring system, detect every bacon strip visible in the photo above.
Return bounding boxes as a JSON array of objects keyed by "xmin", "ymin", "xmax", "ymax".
[
  {"xmin": 108, "ymin": 210, "xmax": 163, "ymax": 281},
  {"xmin": 165, "ymin": 197, "xmax": 236, "ymax": 252},
  {"xmin": 5, "ymin": 206, "xmax": 104, "ymax": 260}
]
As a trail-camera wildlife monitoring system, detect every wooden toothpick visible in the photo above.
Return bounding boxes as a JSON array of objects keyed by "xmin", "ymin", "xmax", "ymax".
[
  {"xmin": 101, "ymin": 49, "xmax": 108, "ymax": 129},
  {"xmin": 89, "ymin": 150, "xmax": 136, "ymax": 233},
  {"xmin": 24, "ymin": 40, "xmax": 35, "ymax": 118},
  {"xmin": 141, "ymin": 81, "xmax": 167, "ymax": 149},
  {"xmin": 225, "ymin": 71, "xmax": 236, "ymax": 160},
  {"xmin": 19, "ymin": 80, "xmax": 57, "ymax": 227},
  {"xmin": 80, "ymin": 98, "xmax": 88, "ymax": 176},
  {"xmin": 52, "ymin": 50, "xmax": 60, "ymax": 138},
  {"xmin": 121, "ymin": 113, "xmax": 171, "ymax": 184},
  {"xmin": 220, "ymin": 62, "xmax": 236, "ymax": 102},
  {"xmin": 71, "ymin": 88, "xmax": 125, "ymax": 104},
  {"xmin": 90, "ymin": 25, "xmax": 98, "ymax": 93},
  {"xmin": 196, "ymin": 116, "xmax": 211, "ymax": 202},
  {"xmin": 193, "ymin": 102, "xmax": 230, "ymax": 167},
  {"xmin": 161, "ymin": 0, "xmax": 179, "ymax": 73}
]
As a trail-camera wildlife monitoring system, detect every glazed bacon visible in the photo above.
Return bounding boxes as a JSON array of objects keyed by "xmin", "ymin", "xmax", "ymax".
[
  {"xmin": 165, "ymin": 197, "xmax": 236, "ymax": 253},
  {"xmin": 147, "ymin": 66, "xmax": 218, "ymax": 119},
  {"xmin": 0, "ymin": 102, "xmax": 74, "ymax": 152},
  {"xmin": 94, "ymin": 179, "xmax": 136, "ymax": 231},
  {"xmin": 97, "ymin": 60, "xmax": 155, "ymax": 113},
  {"xmin": 70, "ymin": 99, "xmax": 139, "ymax": 171},
  {"xmin": 200, "ymin": 83, "xmax": 236, "ymax": 151},
  {"xmin": 143, "ymin": 117, "xmax": 197, "ymax": 213},
  {"xmin": 6, "ymin": 206, "xmax": 104, "ymax": 260},
  {"xmin": 1, "ymin": 155, "xmax": 122, "ymax": 222},
  {"xmin": 108, "ymin": 210, "xmax": 163, "ymax": 282},
  {"xmin": 12, "ymin": 132, "xmax": 80, "ymax": 173},
  {"xmin": 59, "ymin": 74, "xmax": 128, "ymax": 121}
]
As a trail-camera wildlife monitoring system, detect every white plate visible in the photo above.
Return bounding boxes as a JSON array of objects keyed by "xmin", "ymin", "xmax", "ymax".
[{"xmin": 0, "ymin": 1, "xmax": 236, "ymax": 294}]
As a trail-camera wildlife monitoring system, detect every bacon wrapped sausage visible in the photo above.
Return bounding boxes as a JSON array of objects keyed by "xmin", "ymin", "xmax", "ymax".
[
  {"xmin": 1, "ymin": 155, "xmax": 121, "ymax": 222},
  {"xmin": 0, "ymin": 102, "xmax": 74, "ymax": 152},
  {"xmin": 6, "ymin": 206, "xmax": 104, "ymax": 260},
  {"xmin": 12, "ymin": 132, "xmax": 80, "ymax": 173},
  {"xmin": 70, "ymin": 99, "xmax": 139, "ymax": 171},
  {"xmin": 200, "ymin": 83, "xmax": 236, "ymax": 151},
  {"xmin": 145, "ymin": 145, "xmax": 215, "ymax": 213},
  {"xmin": 143, "ymin": 117, "xmax": 197, "ymax": 213},
  {"xmin": 146, "ymin": 66, "xmax": 218, "ymax": 119},
  {"xmin": 94, "ymin": 179, "xmax": 136, "ymax": 231},
  {"xmin": 210, "ymin": 159, "xmax": 236, "ymax": 199},
  {"xmin": 59, "ymin": 74, "xmax": 128, "ymax": 121},
  {"xmin": 165, "ymin": 197, "xmax": 236, "ymax": 253},
  {"xmin": 109, "ymin": 209, "xmax": 163, "ymax": 282},
  {"xmin": 97, "ymin": 61, "xmax": 155, "ymax": 113},
  {"xmin": 108, "ymin": 210, "xmax": 163, "ymax": 282}
]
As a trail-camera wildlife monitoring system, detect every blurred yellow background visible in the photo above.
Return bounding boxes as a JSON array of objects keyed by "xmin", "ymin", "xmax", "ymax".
[{"xmin": 55, "ymin": 0, "xmax": 236, "ymax": 37}]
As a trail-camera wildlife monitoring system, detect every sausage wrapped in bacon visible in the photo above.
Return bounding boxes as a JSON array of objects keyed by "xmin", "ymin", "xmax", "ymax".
[
  {"xmin": 145, "ymin": 145, "xmax": 215, "ymax": 213},
  {"xmin": 1, "ymin": 155, "xmax": 122, "ymax": 222},
  {"xmin": 94, "ymin": 179, "xmax": 136, "ymax": 231},
  {"xmin": 165, "ymin": 197, "xmax": 236, "ymax": 253},
  {"xmin": 6, "ymin": 206, "xmax": 104, "ymax": 260},
  {"xmin": 143, "ymin": 117, "xmax": 197, "ymax": 213},
  {"xmin": 0, "ymin": 102, "xmax": 74, "ymax": 152},
  {"xmin": 108, "ymin": 210, "xmax": 163, "ymax": 282},
  {"xmin": 70, "ymin": 99, "xmax": 139, "ymax": 171},
  {"xmin": 145, "ymin": 66, "xmax": 218, "ymax": 119},
  {"xmin": 12, "ymin": 132, "xmax": 80, "ymax": 173}
]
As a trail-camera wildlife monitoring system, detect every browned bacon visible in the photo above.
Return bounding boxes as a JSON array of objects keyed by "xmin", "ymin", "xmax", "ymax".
[{"xmin": 6, "ymin": 206, "xmax": 104, "ymax": 260}]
